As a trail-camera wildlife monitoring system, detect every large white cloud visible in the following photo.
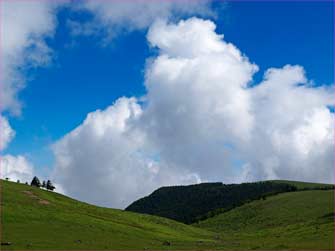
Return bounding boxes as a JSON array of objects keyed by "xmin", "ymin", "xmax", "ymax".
[
  {"xmin": 142, "ymin": 19, "xmax": 258, "ymax": 179},
  {"xmin": 52, "ymin": 17, "xmax": 334, "ymax": 209},
  {"xmin": 144, "ymin": 19, "xmax": 333, "ymax": 184},
  {"xmin": 52, "ymin": 97, "xmax": 200, "ymax": 208},
  {"xmin": 146, "ymin": 19, "xmax": 334, "ymax": 183},
  {"xmin": 242, "ymin": 65, "xmax": 334, "ymax": 182}
]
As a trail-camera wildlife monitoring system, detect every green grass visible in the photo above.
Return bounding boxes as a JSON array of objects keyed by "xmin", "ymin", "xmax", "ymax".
[
  {"xmin": 195, "ymin": 190, "xmax": 334, "ymax": 250},
  {"xmin": 1, "ymin": 180, "xmax": 217, "ymax": 250},
  {"xmin": 270, "ymin": 180, "xmax": 334, "ymax": 190},
  {"xmin": 2, "ymin": 179, "xmax": 334, "ymax": 250}
]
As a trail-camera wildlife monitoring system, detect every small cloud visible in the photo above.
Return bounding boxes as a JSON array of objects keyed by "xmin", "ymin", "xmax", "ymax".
[
  {"xmin": 0, "ymin": 115, "xmax": 15, "ymax": 151},
  {"xmin": 0, "ymin": 155, "xmax": 34, "ymax": 183}
]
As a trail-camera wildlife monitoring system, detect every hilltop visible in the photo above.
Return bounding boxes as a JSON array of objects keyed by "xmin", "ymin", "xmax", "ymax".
[{"xmin": 125, "ymin": 180, "xmax": 333, "ymax": 224}]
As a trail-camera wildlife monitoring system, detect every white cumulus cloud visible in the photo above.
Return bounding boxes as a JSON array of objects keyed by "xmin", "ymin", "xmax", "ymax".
[
  {"xmin": 52, "ymin": 17, "xmax": 334, "ymax": 209},
  {"xmin": 242, "ymin": 65, "xmax": 334, "ymax": 182},
  {"xmin": 52, "ymin": 97, "xmax": 200, "ymax": 208},
  {"xmin": 142, "ymin": 18, "xmax": 258, "ymax": 180}
]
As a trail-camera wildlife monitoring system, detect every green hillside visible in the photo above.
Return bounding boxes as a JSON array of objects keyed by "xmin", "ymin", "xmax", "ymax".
[
  {"xmin": 0, "ymin": 180, "xmax": 217, "ymax": 250},
  {"xmin": 126, "ymin": 181, "xmax": 297, "ymax": 224},
  {"xmin": 271, "ymin": 180, "xmax": 334, "ymax": 190},
  {"xmin": 195, "ymin": 190, "xmax": 334, "ymax": 250},
  {"xmin": 2, "ymin": 179, "xmax": 334, "ymax": 250}
]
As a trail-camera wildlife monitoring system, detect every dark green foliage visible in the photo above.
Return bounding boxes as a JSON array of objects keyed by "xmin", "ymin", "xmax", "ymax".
[
  {"xmin": 46, "ymin": 180, "xmax": 55, "ymax": 191},
  {"xmin": 30, "ymin": 176, "xmax": 41, "ymax": 188},
  {"xmin": 126, "ymin": 181, "xmax": 297, "ymax": 224},
  {"xmin": 42, "ymin": 181, "xmax": 46, "ymax": 188}
]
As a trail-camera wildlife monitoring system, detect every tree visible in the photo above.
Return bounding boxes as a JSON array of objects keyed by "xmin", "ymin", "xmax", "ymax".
[
  {"xmin": 17, "ymin": 180, "xmax": 20, "ymax": 183},
  {"xmin": 30, "ymin": 176, "xmax": 41, "ymax": 188},
  {"xmin": 42, "ymin": 181, "xmax": 46, "ymax": 188},
  {"xmin": 46, "ymin": 180, "xmax": 55, "ymax": 191}
]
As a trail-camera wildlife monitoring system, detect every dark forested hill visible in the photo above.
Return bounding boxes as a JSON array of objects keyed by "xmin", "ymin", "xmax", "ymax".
[{"xmin": 126, "ymin": 181, "xmax": 302, "ymax": 224}]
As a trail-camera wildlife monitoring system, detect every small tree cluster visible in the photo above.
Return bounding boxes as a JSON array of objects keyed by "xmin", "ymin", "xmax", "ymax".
[
  {"xmin": 30, "ymin": 176, "xmax": 55, "ymax": 191},
  {"xmin": 31, "ymin": 176, "xmax": 41, "ymax": 187},
  {"xmin": 47, "ymin": 180, "xmax": 55, "ymax": 191}
]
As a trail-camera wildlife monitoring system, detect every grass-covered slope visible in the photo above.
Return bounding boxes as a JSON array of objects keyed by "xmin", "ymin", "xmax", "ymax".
[
  {"xmin": 2, "ymin": 179, "xmax": 334, "ymax": 250},
  {"xmin": 195, "ymin": 190, "xmax": 334, "ymax": 250},
  {"xmin": 126, "ymin": 181, "xmax": 297, "ymax": 224},
  {"xmin": 0, "ymin": 180, "xmax": 217, "ymax": 250},
  {"xmin": 271, "ymin": 180, "xmax": 334, "ymax": 190}
]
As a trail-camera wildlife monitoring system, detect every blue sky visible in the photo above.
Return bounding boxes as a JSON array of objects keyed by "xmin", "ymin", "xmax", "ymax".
[{"xmin": 3, "ymin": 0, "xmax": 334, "ymax": 183}]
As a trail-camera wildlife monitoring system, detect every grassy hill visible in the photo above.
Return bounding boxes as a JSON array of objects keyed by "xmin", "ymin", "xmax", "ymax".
[
  {"xmin": 126, "ymin": 181, "xmax": 297, "ymax": 224},
  {"xmin": 1, "ymin": 179, "xmax": 333, "ymax": 250},
  {"xmin": 0, "ymin": 180, "xmax": 217, "ymax": 250},
  {"xmin": 195, "ymin": 189, "xmax": 334, "ymax": 250},
  {"xmin": 271, "ymin": 180, "xmax": 334, "ymax": 190}
]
